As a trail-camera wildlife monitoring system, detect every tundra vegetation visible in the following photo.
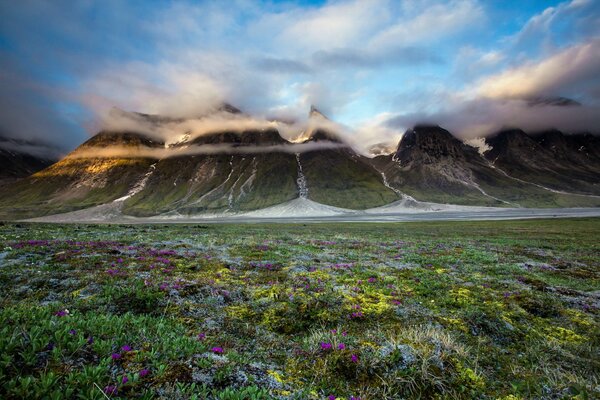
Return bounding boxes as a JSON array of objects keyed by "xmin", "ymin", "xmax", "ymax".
[{"xmin": 0, "ymin": 219, "xmax": 598, "ymax": 399}]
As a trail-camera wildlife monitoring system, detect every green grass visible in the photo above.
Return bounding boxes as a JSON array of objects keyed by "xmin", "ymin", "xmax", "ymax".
[{"xmin": 0, "ymin": 219, "xmax": 598, "ymax": 399}]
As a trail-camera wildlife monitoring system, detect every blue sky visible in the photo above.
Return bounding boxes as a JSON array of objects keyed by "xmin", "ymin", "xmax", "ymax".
[{"xmin": 0, "ymin": 0, "xmax": 599, "ymax": 152}]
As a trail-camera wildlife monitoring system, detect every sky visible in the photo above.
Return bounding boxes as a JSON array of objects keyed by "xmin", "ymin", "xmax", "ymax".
[{"xmin": 0, "ymin": 0, "xmax": 599, "ymax": 155}]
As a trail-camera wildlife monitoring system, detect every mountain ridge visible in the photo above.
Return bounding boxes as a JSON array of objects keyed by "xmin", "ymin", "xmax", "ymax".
[{"xmin": 0, "ymin": 107, "xmax": 599, "ymax": 220}]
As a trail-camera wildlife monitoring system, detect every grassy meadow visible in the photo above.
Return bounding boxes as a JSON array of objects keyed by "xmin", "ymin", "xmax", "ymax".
[{"xmin": 0, "ymin": 219, "xmax": 598, "ymax": 399}]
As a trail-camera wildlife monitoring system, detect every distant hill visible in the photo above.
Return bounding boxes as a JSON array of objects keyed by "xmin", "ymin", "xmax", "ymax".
[{"xmin": 0, "ymin": 135, "xmax": 57, "ymax": 186}]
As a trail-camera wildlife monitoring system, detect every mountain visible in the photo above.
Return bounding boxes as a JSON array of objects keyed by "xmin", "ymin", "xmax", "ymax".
[
  {"xmin": 0, "ymin": 136, "xmax": 57, "ymax": 186},
  {"xmin": 485, "ymin": 129, "xmax": 600, "ymax": 195},
  {"xmin": 372, "ymin": 125, "xmax": 600, "ymax": 207},
  {"xmin": 0, "ymin": 130, "xmax": 160, "ymax": 219},
  {"xmin": 121, "ymin": 128, "xmax": 300, "ymax": 216},
  {"xmin": 0, "ymin": 106, "xmax": 398, "ymax": 219},
  {"xmin": 294, "ymin": 107, "xmax": 398, "ymax": 209},
  {"xmin": 1, "ymin": 107, "xmax": 599, "ymax": 220}
]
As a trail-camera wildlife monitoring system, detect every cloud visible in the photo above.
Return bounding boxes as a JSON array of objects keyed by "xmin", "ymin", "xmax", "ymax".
[
  {"xmin": 475, "ymin": 39, "xmax": 600, "ymax": 101},
  {"xmin": 384, "ymin": 37, "xmax": 600, "ymax": 139},
  {"xmin": 66, "ymin": 141, "xmax": 349, "ymax": 160},
  {"xmin": 312, "ymin": 46, "xmax": 441, "ymax": 69},
  {"xmin": 265, "ymin": 0, "xmax": 390, "ymax": 52},
  {"xmin": 510, "ymin": 0, "xmax": 600, "ymax": 56},
  {"xmin": 386, "ymin": 97, "xmax": 600, "ymax": 139},
  {"xmin": 2, "ymin": 0, "xmax": 600, "ymax": 159},
  {"xmin": 0, "ymin": 55, "xmax": 86, "ymax": 152},
  {"xmin": 251, "ymin": 56, "xmax": 312, "ymax": 74},
  {"xmin": 369, "ymin": 0, "xmax": 485, "ymax": 50}
]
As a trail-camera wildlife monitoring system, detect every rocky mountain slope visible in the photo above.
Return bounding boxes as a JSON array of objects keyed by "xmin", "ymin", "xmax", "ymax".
[
  {"xmin": 372, "ymin": 125, "xmax": 600, "ymax": 208},
  {"xmin": 485, "ymin": 129, "xmax": 600, "ymax": 195}
]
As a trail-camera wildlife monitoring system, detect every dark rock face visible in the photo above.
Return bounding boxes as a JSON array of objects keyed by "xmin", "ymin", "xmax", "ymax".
[
  {"xmin": 190, "ymin": 129, "xmax": 287, "ymax": 146},
  {"xmin": 485, "ymin": 129, "xmax": 600, "ymax": 195},
  {"xmin": 373, "ymin": 124, "xmax": 600, "ymax": 207},
  {"xmin": 394, "ymin": 125, "xmax": 475, "ymax": 164}
]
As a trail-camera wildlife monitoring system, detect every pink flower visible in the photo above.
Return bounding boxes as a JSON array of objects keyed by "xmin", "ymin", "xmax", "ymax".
[{"xmin": 351, "ymin": 354, "xmax": 358, "ymax": 363}]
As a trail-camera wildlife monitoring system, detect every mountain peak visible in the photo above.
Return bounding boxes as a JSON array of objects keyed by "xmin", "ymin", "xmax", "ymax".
[
  {"xmin": 394, "ymin": 125, "xmax": 473, "ymax": 164},
  {"xmin": 486, "ymin": 129, "xmax": 533, "ymax": 149},
  {"xmin": 217, "ymin": 103, "xmax": 243, "ymax": 114},
  {"xmin": 309, "ymin": 105, "xmax": 328, "ymax": 119}
]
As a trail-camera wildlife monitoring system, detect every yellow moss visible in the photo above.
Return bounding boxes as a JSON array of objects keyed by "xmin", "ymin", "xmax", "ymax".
[
  {"xmin": 564, "ymin": 309, "xmax": 593, "ymax": 327},
  {"xmin": 252, "ymin": 284, "xmax": 286, "ymax": 300},
  {"xmin": 435, "ymin": 268, "xmax": 448, "ymax": 274},
  {"xmin": 450, "ymin": 288, "xmax": 474, "ymax": 305},
  {"xmin": 456, "ymin": 362, "xmax": 485, "ymax": 389},
  {"xmin": 544, "ymin": 326, "xmax": 586, "ymax": 343},
  {"xmin": 351, "ymin": 291, "xmax": 393, "ymax": 315},
  {"xmin": 440, "ymin": 317, "xmax": 469, "ymax": 333},
  {"xmin": 225, "ymin": 305, "xmax": 254, "ymax": 320},
  {"xmin": 268, "ymin": 370, "xmax": 285, "ymax": 384}
]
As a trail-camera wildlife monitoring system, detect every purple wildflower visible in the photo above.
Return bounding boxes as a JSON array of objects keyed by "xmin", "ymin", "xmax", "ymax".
[
  {"xmin": 121, "ymin": 345, "xmax": 132, "ymax": 352},
  {"xmin": 211, "ymin": 347, "xmax": 224, "ymax": 354},
  {"xmin": 197, "ymin": 333, "xmax": 206, "ymax": 341},
  {"xmin": 104, "ymin": 385, "xmax": 117, "ymax": 395},
  {"xmin": 341, "ymin": 331, "xmax": 348, "ymax": 337},
  {"xmin": 139, "ymin": 369, "xmax": 150, "ymax": 378},
  {"xmin": 87, "ymin": 336, "xmax": 94, "ymax": 345},
  {"xmin": 328, "ymin": 396, "xmax": 336, "ymax": 400},
  {"xmin": 54, "ymin": 309, "xmax": 69, "ymax": 317},
  {"xmin": 111, "ymin": 353, "xmax": 121, "ymax": 360},
  {"xmin": 121, "ymin": 376, "xmax": 128, "ymax": 384},
  {"xmin": 337, "ymin": 343, "xmax": 346, "ymax": 350},
  {"xmin": 368, "ymin": 277, "xmax": 377, "ymax": 283},
  {"xmin": 320, "ymin": 342, "xmax": 333, "ymax": 351},
  {"xmin": 351, "ymin": 354, "xmax": 358, "ymax": 363}
]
